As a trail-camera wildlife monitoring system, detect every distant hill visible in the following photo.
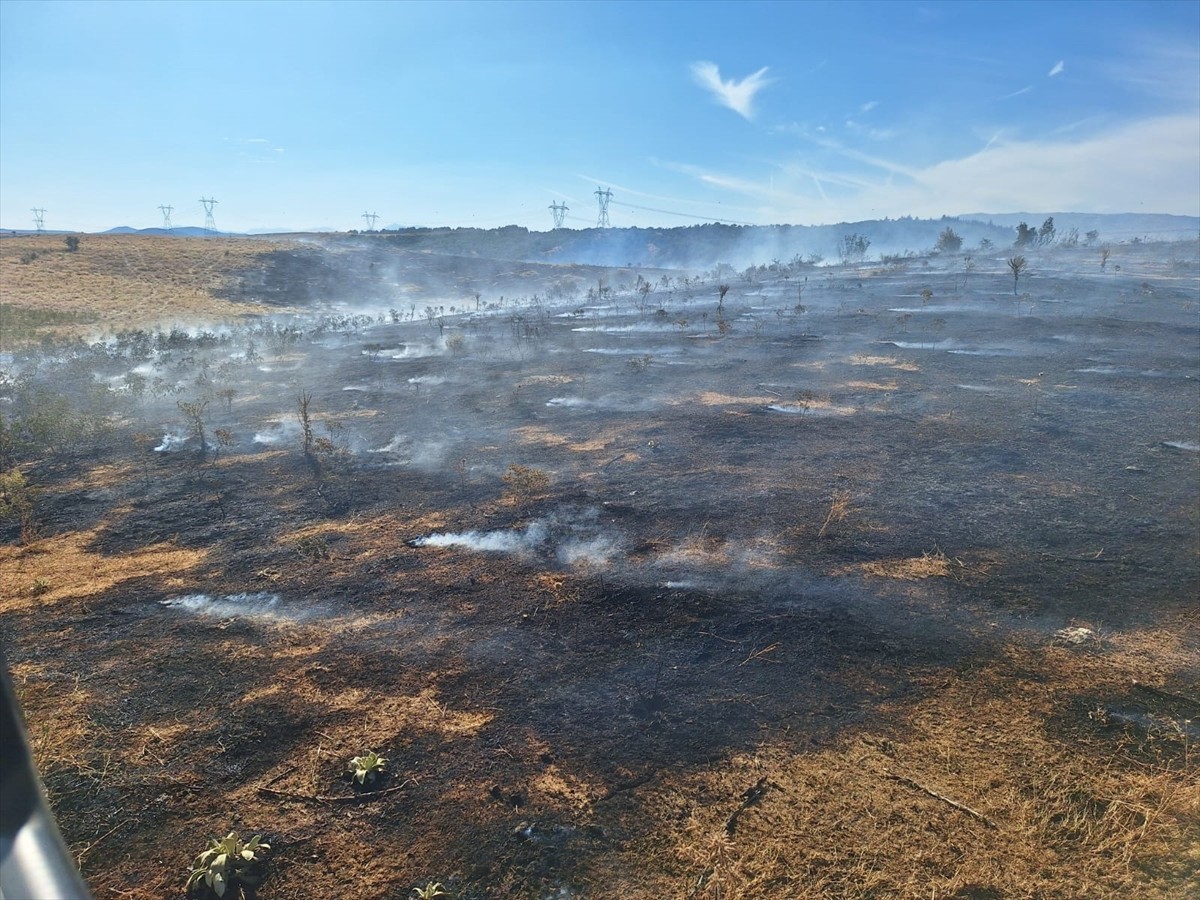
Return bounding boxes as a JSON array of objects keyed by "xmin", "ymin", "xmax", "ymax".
[{"xmin": 103, "ymin": 226, "xmax": 224, "ymax": 237}]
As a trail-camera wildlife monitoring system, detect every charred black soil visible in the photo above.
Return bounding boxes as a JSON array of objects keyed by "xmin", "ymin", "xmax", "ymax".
[{"xmin": 2, "ymin": 237, "xmax": 1198, "ymax": 899}]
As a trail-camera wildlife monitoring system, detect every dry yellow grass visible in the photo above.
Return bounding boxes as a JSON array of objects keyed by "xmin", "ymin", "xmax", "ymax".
[
  {"xmin": 0, "ymin": 234, "xmax": 289, "ymax": 340},
  {"xmin": 856, "ymin": 549, "xmax": 954, "ymax": 580},
  {"xmin": 628, "ymin": 638, "xmax": 1199, "ymax": 899},
  {"xmin": 0, "ymin": 529, "xmax": 205, "ymax": 613}
]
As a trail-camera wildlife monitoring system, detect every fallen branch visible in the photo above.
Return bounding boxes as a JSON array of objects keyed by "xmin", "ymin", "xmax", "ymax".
[
  {"xmin": 1038, "ymin": 549, "xmax": 1115, "ymax": 563},
  {"xmin": 884, "ymin": 771, "xmax": 998, "ymax": 829},
  {"xmin": 740, "ymin": 642, "xmax": 781, "ymax": 666},
  {"xmin": 257, "ymin": 781, "xmax": 411, "ymax": 804}
]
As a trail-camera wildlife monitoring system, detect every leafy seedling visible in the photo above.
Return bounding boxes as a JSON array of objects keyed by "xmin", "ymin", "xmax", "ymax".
[
  {"xmin": 185, "ymin": 832, "xmax": 269, "ymax": 898},
  {"xmin": 412, "ymin": 883, "xmax": 450, "ymax": 899},
  {"xmin": 348, "ymin": 750, "xmax": 389, "ymax": 786}
]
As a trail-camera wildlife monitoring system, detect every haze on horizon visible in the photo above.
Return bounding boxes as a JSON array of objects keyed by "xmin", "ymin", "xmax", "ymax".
[{"xmin": 1, "ymin": 0, "xmax": 1197, "ymax": 235}]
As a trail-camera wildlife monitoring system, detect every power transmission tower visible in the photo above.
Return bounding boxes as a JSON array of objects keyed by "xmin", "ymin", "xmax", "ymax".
[
  {"xmin": 362, "ymin": 211, "xmax": 379, "ymax": 231},
  {"xmin": 159, "ymin": 204, "xmax": 174, "ymax": 231},
  {"xmin": 548, "ymin": 201, "xmax": 568, "ymax": 229},
  {"xmin": 199, "ymin": 197, "xmax": 219, "ymax": 235},
  {"xmin": 31, "ymin": 208, "xmax": 46, "ymax": 233},
  {"xmin": 594, "ymin": 187, "xmax": 612, "ymax": 228}
]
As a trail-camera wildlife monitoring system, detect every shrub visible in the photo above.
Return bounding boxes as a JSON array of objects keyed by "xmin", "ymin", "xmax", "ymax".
[
  {"xmin": 838, "ymin": 233, "xmax": 871, "ymax": 263},
  {"xmin": 0, "ymin": 469, "xmax": 38, "ymax": 544},
  {"xmin": 935, "ymin": 227, "xmax": 963, "ymax": 253}
]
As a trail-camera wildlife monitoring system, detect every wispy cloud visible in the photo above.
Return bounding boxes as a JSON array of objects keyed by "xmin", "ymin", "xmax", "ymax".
[
  {"xmin": 996, "ymin": 85, "xmax": 1034, "ymax": 101},
  {"xmin": 690, "ymin": 61, "xmax": 773, "ymax": 120},
  {"xmin": 844, "ymin": 119, "xmax": 898, "ymax": 141},
  {"xmin": 673, "ymin": 114, "xmax": 1200, "ymax": 221},
  {"xmin": 860, "ymin": 100, "xmax": 879, "ymax": 113},
  {"xmin": 1048, "ymin": 60, "xmax": 1065, "ymax": 77}
]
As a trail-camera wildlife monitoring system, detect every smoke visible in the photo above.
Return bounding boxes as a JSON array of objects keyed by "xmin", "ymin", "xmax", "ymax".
[
  {"xmin": 154, "ymin": 430, "xmax": 190, "ymax": 452},
  {"xmin": 409, "ymin": 509, "xmax": 623, "ymax": 567},
  {"xmin": 160, "ymin": 592, "xmax": 285, "ymax": 619},
  {"xmin": 253, "ymin": 418, "xmax": 302, "ymax": 446},
  {"xmin": 410, "ymin": 520, "xmax": 550, "ymax": 554}
]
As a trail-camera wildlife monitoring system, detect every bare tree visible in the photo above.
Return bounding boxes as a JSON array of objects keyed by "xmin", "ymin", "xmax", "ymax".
[{"xmin": 1007, "ymin": 257, "xmax": 1028, "ymax": 295}]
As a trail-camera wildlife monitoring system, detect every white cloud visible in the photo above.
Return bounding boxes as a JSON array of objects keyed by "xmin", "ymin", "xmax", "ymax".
[
  {"xmin": 1048, "ymin": 60, "xmax": 1065, "ymax": 77},
  {"xmin": 690, "ymin": 61, "xmax": 773, "ymax": 120},
  {"xmin": 675, "ymin": 114, "xmax": 1200, "ymax": 221},
  {"xmin": 860, "ymin": 100, "xmax": 879, "ymax": 113}
]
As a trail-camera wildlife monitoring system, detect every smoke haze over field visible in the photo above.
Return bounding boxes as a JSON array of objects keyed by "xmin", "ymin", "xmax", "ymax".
[{"xmin": 1, "ymin": 2, "xmax": 1197, "ymax": 233}]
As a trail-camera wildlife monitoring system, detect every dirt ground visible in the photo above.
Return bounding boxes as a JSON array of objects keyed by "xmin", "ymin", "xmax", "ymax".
[{"xmin": 1, "ymin": 234, "xmax": 1197, "ymax": 899}]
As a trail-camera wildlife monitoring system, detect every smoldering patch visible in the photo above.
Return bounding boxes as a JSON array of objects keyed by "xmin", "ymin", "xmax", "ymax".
[
  {"xmin": 407, "ymin": 509, "xmax": 623, "ymax": 567},
  {"xmin": 153, "ymin": 430, "xmax": 190, "ymax": 452},
  {"xmin": 158, "ymin": 592, "xmax": 299, "ymax": 621},
  {"xmin": 253, "ymin": 419, "xmax": 302, "ymax": 446},
  {"xmin": 545, "ymin": 395, "xmax": 661, "ymax": 412}
]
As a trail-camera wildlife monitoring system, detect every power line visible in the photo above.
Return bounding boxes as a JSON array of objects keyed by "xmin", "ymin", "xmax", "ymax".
[{"xmin": 610, "ymin": 199, "xmax": 758, "ymax": 227}]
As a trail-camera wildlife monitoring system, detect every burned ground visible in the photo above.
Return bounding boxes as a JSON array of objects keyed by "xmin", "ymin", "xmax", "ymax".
[{"xmin": 1, "ymin": 236, "xmax": 1197, "ymax": 899}]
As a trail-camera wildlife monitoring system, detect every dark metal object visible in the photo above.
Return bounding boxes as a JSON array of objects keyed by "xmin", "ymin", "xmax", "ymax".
[{"xmin": 0, "ymin": 650, "xmax": 93, "ymax": 899}]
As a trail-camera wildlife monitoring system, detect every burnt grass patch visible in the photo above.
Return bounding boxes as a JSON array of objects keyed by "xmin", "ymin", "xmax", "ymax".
[{"xmin": 1, "ymin": 238, "xmax": 1197, "ymax": 898}]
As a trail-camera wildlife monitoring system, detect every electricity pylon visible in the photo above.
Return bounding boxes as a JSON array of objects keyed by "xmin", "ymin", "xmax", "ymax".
[
  {"xmin": 31, "ymin": 208, "xmax": 46, "ymax": 232},
  {"xmin": 594, "ymin": 187, "xmax": 612, "ymax": 228},
  {"xmin": 549, "ymin": 201, "xmax": 568, "ymax": 229},
  {"xmin": 362, "ymin": 211, "xmax": 379, "ymax": 231},
  {"xmin": 159, "ymin": 205, "xmax": 174, "ymax": 231},
  {"xmin": 199, "ymin": 197, "xmax": 219, "ymax": 234}
]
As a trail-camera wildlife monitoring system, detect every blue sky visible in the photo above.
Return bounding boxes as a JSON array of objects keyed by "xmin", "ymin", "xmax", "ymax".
[{"xmin": 2, "ymin": 0, "xmax": 1197, "ymax": 233}]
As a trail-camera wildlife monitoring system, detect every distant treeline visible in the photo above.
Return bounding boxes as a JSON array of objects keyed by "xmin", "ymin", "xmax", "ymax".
[{"xmin": 356, "ymin": 213, "xmax": 1195, "ymax": 270}]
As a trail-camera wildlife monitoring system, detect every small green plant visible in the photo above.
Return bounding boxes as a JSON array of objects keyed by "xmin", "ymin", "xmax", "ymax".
[
  {"xmin": 64, "ymin": 235, "xmax": 80, "ymax": 252},
  {"xmin": 30, "ymin": 577, "xmax": 51, "ymax": 596},
  {"xmin": 349, "ymin": 750, "xmax": 389, "ymax": 785},
  {"xmin": 185, "ymin": 832, "xmax": 269, "ymax": 898},
  {"xmin": 412, "ymin": 883, "xmax": 450, "ymax": 899}
]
